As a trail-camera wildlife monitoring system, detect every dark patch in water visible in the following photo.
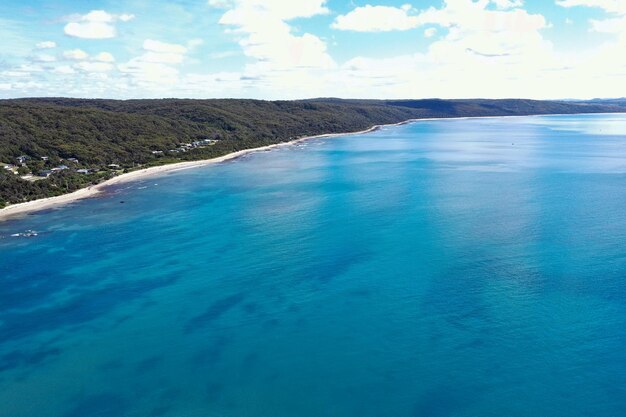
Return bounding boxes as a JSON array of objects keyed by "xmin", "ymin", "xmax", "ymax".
[
  {"xmin": 458, "ymin": 338, "xmax": 487, "ymax": 350},
  {"xmin": 206, "ymin": 380, "xmax": 225, "ymax": 402},
  {"xmin": 243, "ymin": 302, "xmax": 258, "ymax": 315},
  {"xmin": 114, "ymin": 314, "xmax": 133, "ymax": 326},
  {"xmin": 0, "ymin": 346, "xmax": 61, "ymax": 372},
  {"xmin": 241, "ymin": 352, "xmax": 259, "ymax": 371},
  {"xmin": 159, "ymin": 387, "xmax": 181, "ymax": 402},
  {"xmin": 263, "ymin": 318, "xmax": 280, "ymax": 329},
  {"xmin": 0, "ymin": 274, "xmax": 181, "ymax": 342},
  {"xmin": 62, "ymin": 393, "xmax": 128, "ymax": 417},
  {"xmin": 99, "ymin": 358, "xmax": 124, "ymax": 371},
  {"xmin": 149, "ymin": 404, "xmax": 172, "ymax": 417},
  {"xmin": 347, "ymin": 288, "xmax": 372, "ymax": 298},
  {"xmin": 192, "ymin": 335, "xmax": 231, "ymax": 368},
  {"xmin": 184, "ymin": 293, "xmax": 246, "ymax": 333},
  {"xmin": 299, "ymin": 249, "xmax": 371, "ymax": 284},
  {"xmin": 412, "ymin": 384, "xmax": 477, "ymax": 417},
  {"xmin": 136, "ymin": 356, "xmax": 162, "ymax": 374},
  {"xmin": 30, "ymin": 208, "xmax": 57, "ymax": 216}
]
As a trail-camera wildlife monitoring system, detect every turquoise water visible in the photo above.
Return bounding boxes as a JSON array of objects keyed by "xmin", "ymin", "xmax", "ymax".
[{"xmin": 1, "ymin": 114, "xmax": 626, "ymax": 417}]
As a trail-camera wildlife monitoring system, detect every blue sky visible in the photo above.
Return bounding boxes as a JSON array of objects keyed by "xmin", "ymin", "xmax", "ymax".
[{"xmin": 1, "ymin": 0, "xmax": 625, "ymax": 99}]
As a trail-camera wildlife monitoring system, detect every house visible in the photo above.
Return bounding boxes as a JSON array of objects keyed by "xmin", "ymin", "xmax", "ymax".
[
  {"xmin": 38, "ymin": 170, "xmax": 53, "ymax": 177},
  {"xmin": 151, "ymin": 150, "xmax": 164, "ymax": 155},
  {"xmin": 67, "ymin": 158, "xmax": 79, "ymax": 163},
  {"xmin": 51, "ymin": 165, "xmax": 69, "ymax": 171},
  {"xmin": 76, "ymin": 169, "xmax": 91, "ymax": 174},
  {"xmin": 108, "ymin": 164, "xmax": 121, "ymax": 169},
  {"xmin": 41, "ymin": 156, "xmax": 49, "ymax": 161},
  {"xmin": 17, "ymin": 155, "xmax": 30, "ymax": 165},
  {"xmin": 3, "ymin": 164, "xmax": 18, "ymax": 174}
]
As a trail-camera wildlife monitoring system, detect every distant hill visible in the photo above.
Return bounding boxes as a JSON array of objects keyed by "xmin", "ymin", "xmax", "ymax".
[
  {"xmin": 586, "ymin": 98, "xmax": 626, "ymax": 107},
  {"xmin": 1, "ymin": 97, "xmax": 624, "ymax": 207}
]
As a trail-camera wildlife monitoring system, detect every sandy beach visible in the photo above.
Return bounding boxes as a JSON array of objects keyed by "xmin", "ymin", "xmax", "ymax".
[
  {"xmin": 0, "ymin": 124, "xmax": 386, "ymax": 222},
  {"xmin": 0, "ymin": 112, "xmax": 614, "ymax": 222}
]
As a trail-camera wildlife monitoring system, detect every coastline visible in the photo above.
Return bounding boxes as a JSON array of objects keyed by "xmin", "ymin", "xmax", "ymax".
[
  {"xmin": 0, "ymin": 112, "xmax": 620, "ymax": 222},
  {"xmin": 0, "ymin": 124, "xmax": 382, "ymax": 222}
]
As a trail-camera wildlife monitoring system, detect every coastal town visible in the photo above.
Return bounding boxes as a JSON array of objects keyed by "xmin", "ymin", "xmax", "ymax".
[{"xmin": 1, "ymin": 138, "xmax": 219, "ymax": 181}]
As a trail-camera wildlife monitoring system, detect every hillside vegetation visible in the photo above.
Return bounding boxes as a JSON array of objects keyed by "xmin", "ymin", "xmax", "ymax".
[{"xmin": 1, "ymin": 98, "xmax": 624, "ymax": 207}]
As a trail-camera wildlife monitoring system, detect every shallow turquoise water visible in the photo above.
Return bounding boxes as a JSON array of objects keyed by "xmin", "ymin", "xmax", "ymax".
[{"xmin": 1, "ymin": 114, "xmax": 626, "ymax": 417}]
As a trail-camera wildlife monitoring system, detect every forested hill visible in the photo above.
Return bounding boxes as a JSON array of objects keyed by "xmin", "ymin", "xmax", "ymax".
[{"xmin": 1, "ymin": 98, "xmax": 625, "ymax": 207}]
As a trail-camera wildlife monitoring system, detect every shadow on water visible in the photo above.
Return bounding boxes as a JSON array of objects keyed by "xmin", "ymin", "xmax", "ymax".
[
  {"xmin": 0, "ymin": 345, "xmax": 61, "ymax": 373},
  {"xmin": 0, "ymin": 274, "xmax": 182, "ymax": 342},
  {"xmin": 412, "ymin": 383, "xmax": 481, "ymax": 417},
  {"xmin": 184, "ymin": 293, "xmax": 246, "ymax": 334},
  {"xmin": 62, "ymin": 393, "xmax": 129, "ymax": 417}
]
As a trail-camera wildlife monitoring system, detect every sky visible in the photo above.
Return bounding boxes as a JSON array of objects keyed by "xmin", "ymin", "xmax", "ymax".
[{"xmin": 0, "ymin": 0, "xmax": 625, "ymax": 100}]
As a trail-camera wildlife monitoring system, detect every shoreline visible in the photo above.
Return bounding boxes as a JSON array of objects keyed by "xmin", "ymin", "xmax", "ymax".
[
  {"xmin": 0, "ymin": 111, "xmax": 621, "ymax": 222},
  {"xmin": 0, "ymin": 124, "xmax": 382, "ymax": 222}
]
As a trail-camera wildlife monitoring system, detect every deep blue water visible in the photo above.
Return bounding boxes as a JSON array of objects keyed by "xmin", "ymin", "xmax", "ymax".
[{"xmin": 1, "ymin": 114, "xmax": 626, "ymax": 417}]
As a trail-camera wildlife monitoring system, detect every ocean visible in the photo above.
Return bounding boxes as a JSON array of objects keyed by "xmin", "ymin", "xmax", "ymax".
[{"xmin": 1, "ymin": 114, "xmax": 625, "ymax": 417}]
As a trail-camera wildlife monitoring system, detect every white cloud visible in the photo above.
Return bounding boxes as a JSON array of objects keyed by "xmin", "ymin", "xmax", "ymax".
[
  {"xmin": 558, "ymin": 0, "xmax": 626, "ymax": 45},
  {"xmin": 138, "ymin": 40, "xmax": 188, "ymax": 64},
  {"xmin": 218, "ymin": 0, "xmax": 334, "ymax": 71},
  {"xmin": 31, "ymin": 53, "xmax": 56, "ymax": 63},
  {"xmin": 95, "ymin": 52, "xmax": 115, "ymax": 63},
  {"xmin": 143, "ymin": 39, "xmax": 188, "ymax": 54},
  {"xmin": 54, "ymin": 65, "xmax": 76, "ymax": 74},
  {"xmin": 118, "ymin": 61, "xmax": 180, "ymax": 87},
  {"xmin": 59, "ymin": 49, "xmax": 116, "ymax": 74},
  {"xmin": 36, "ymin": 41, "xmax": 57, "ymax": 49},
  {"xmin": 1, "ymin": 71, "xmax": 24, "ymax": 78},
  {"xmin": 590, "ymin": 16, "xmax": 626, "ymax": 32},
  {"xmin": 209, "ymin": 0, "xmax": 334, "ymax": 97},
  {"xmin": 218, "ymin": 0, "xmax": 328, "ymax": 20},
  {"xmin": 75, "ymin": 61, "xmax": 114, "ymax": 73},
  {"xmin": 589, "ymin": 14, "xmax": 626, "ymax": 45},
  {"xmin": 187, "ymin": 38, "xmax": 204, "ymax": 49},
  {"xmin": 331, "ymin": 0, "xmax": 558, "ymax": 99},
  {"xmin": 5, "ymin": 0, "xmax": 626, "ymax": 100},
  {"xmin": 140, "ymin": 52, "xmax": 186, "ymax": 64},
  {"xmin": 332, "ymin": 1, "xmax": 538, "ymax": 32},
  {"xmin": 556, "ymin": 0, "xmax": 626, "ymax": 15},
  {"xmin": 208, "ymin": 0, "xmax": 233, "ymax": 8},
  {"xmin": 424, "ymin": 28, "xmax": 438, "ymax": 38},
  {"xmin": 332, "ymin": 5, "xmax": 420, "ymax": 32},
  {"xmin": 414, "ymin": 1, "xmax": 547, "ymax": 33},
  {"xmin": 64, "ymin": 22, "xmax": 115, "ymax": 39},
  {"xmin": 63, "ymin": 49, "xmax": 89, "ymax": 60},
  {"xmin": 64, "ymin": 10, "xmax": 135, "ymax": 39},
  {"xmin": 116, "ymin": 39, "xmax": 190, "ymax": 88},
  {"xmin": 572, "ymin": 0, "xmax": 626, "ymax": 44},
  {"xmin": 491, "ymin": 0, "xmax": 524, "ymax": 9},
  {"xmin": 209, "ymin": 51, "xmax": 239, "ymax": 59}
]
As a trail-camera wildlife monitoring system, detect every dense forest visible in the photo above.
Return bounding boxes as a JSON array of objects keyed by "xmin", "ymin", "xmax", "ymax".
[{"xmin": 1, "ymin": 97, "xmax": 625, "ymax": 207}]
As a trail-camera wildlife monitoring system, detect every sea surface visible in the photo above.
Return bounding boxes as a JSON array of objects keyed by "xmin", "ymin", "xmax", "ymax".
[{"xmin": 1, "ymin": 114, "xmax": 626, "ymax": 417}]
